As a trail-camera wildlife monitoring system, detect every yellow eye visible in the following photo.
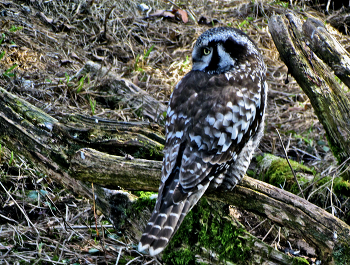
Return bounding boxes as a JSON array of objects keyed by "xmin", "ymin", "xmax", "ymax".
[{"xmin": 203, "ymin": 47, "xmax": 211, "ymax": 55}]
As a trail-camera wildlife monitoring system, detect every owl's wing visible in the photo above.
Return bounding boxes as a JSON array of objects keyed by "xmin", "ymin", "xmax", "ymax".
[
  {"xmin": 176, "ymin": 70, "xmax": 264, "ymax": 192},
  {"xmin": 139, "ymin": 70, "xmax": 264, "ymax": 255}
]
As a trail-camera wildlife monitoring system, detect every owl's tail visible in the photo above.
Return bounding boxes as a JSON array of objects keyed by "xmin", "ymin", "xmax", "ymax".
[{"xmin": 138, "ymin": 183, "xmax": 208, "ymax": 256}]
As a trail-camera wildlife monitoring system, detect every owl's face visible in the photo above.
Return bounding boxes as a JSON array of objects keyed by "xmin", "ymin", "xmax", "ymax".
[{"xmin": 192, "ymin": 27, "xmax": 262, "ymax": 74}]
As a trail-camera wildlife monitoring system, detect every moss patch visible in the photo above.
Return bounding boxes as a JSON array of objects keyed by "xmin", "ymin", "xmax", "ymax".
[
  {"xmin": 333, "ymin": 178, "xmax": 350, "ymax": 197},
  {"xmin": 130, "ymin": 191, "xmax": 157, "ymax": 214},
  {"xmin": 162, "ymin": 199, "xmax": 251, "ymax": 264},
  {"xmin": 333, "ymin": 244, "xmax": 350, "ymax": 265},
  {"xmin": 311, "ymin": 176, "xmax": 350, "ymax": 197},
  {"xmin": 292, "ymin": 257, "xmax": 310, "ymax": 265},
  {"xmin": 258, "ymin": 154, "xmax": 314, "ymax": 194}
]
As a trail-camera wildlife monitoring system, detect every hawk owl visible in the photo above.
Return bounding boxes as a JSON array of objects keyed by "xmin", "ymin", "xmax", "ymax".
[{"xmin": 138, "ymin": 27, "xmax": 267, "ymax": 256}]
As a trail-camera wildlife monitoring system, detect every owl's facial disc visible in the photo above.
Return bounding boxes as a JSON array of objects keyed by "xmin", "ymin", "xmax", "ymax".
[
  {"xmin": 191, "ymin": 27, "xmax": 257, "ymax": 74},
  {"xmin": 192, "ymin": 42, "xmax": 237, "ymax": 74},
  {"xmin": 217, "ymin": 43, "xmax": 236, "ymax": 72},
  {"xmin": 192, "ymin": 46, "xmax": 214, "ymax": 72}
]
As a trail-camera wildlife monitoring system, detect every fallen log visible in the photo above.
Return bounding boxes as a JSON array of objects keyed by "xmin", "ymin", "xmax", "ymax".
[{"xmin": 70, "ymin": 147, "xmax": 350, "ymax": 263}]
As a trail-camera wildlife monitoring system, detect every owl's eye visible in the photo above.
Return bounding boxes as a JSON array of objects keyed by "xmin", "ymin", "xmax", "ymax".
[{"xmin": 203, "ymin": 47, "xmax": 211, "ymax": 55}]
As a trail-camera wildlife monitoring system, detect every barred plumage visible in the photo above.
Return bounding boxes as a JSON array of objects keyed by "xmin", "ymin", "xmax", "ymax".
[{"xmin": 139, "ymin": 27, "xmax": 267, "ymax": 256}]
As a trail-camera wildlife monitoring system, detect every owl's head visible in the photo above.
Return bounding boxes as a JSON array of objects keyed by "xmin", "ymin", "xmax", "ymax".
[{"xmin": 192, "ymin": 27, "xmax": 262, "ymax": 74}]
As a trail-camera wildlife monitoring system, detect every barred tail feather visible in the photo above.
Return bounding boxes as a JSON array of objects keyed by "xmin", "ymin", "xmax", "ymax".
[
  {"xmin": 138, "ymin": 183, "xmax": 209, "ymax": 256},
  {"xmin": 138, "ymin": 201, "xmax": 186, "ymax": 255}
]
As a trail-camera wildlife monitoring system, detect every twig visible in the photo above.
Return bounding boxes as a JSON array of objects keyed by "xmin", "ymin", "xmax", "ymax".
[
  {"xmin": 103, "ymin": 5, "xmax": 116, "ymax": 39},
  {"xmin": 0, "ymin": 213, "xmax": 18, "ymax": 224},
  {"xmin": 326, "ymin": 0, "xmax": 331, "ymax": 14},
  {"xmin": 92, "ymin": 183, "xmax": 100, "ymax": 237},
  {"xmin": 144, "ymin": 259, "xmax": 159, "ymax": 265},
  {"xmin": 69, "ymin": 207, "xmax": 92, "ymax": 222},
  {"xmin": 115, "ymin": 247, "xmax": 123, "ymax": 265},
  {"xmin": 33, "ymin": 259, "xmax": 67, "ymax": 264},
  {"xmin": 0, "ymin": 246, "xmax": 12, "ymax": 259},
  {"xmin": 125, "ymin": 257, "xmax": 141, "ymax": 265},
  {"xmin": 292, "ymin": 147, "xmax": 321, "ymax": 161},
  {"xmin": 341, "ymin": 197, "xmax": 350, "ymax": 209},
  {"xmin": 249, "ymin": 218, "xmax": 267, "ymax": 233},
  {"xmin": 285, "ymin": 133, "xmax": 292, "ymax": 154},
  {"xmin": 306, "ymin": 179, "xmax": 332, "ymax": 201},
  {"xmin": 275, "ymin": 128, "xmax": 305, "ymax": 198},
  {"xmin": 44, "ymin": 193, "xmax": 85, "ymax": 239},
  {"xmin": 262, "ymin": 224, "xmax": 275, "ymax": 242},
  {"xmin": 301, "ymin": 156, "xmax": 350, "ymax": 197},
  {"xmin": 0, "ymin": 181, "xmax": 39, "ymax": 235},
  {"xmin": 51, "ymin": 224, "xmax": 114, "ymax": 230},
  {"xmin": 330, "ymin": 174, "xmax": 335, "ymax": 216},
  {"xmin": 271, "ymin": 226, "xmax": 281, "ymax": 249},
  {"xmin": 164, "ymin": 0, "xmax": 181, "ymax": 9}
]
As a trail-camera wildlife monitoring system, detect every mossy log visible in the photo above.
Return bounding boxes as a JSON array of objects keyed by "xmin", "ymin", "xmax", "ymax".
[
  {"xmin": 0, "ymin": 84, "xmax": 349, "ymax": 264},
  {"xmin": 71, "ymin": 148, "xmax": 350, "ymax": 263},
  {"xmin": 268, "ymin": 13, "xmax": 350, "ymax": 170}
]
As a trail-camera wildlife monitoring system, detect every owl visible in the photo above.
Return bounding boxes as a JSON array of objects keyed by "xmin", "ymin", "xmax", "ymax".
[{"xmin": 138, "ymin": 27, "xmax": 267, "ymax": 256}]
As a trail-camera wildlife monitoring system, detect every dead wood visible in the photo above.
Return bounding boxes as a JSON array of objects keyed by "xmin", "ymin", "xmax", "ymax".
[
  {"xmin": 303, "ymin": 18, "xmax": 350, "ymax": 88},
  {"xmin": 74, "ymin": 61, "xmax": 167, "ymax": 123},
  {"xmin": 268, "ymin": 13, "xmax": 350, "ymax": 170},
  {"xmin": 70, "ymin": 148, "xmax": 350, "ymax": 263}
]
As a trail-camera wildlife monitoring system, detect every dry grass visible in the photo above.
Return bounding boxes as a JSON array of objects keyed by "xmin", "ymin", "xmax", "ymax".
[{"xmin": 0, "ymin": 0, "xmax": 349, "ymax": 264}]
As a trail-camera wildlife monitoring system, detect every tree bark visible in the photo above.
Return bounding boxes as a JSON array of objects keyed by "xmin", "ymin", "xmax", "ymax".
[
  {"xmin": 303, "ymin": 17, "xmax": 350, "ymax": 88},
  {"xmin": 268, "ymin": 12, "xmax": 350, "ymax": 171}
]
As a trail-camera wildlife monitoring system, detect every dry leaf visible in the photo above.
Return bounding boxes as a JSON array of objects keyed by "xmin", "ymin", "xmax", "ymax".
[
  {"xmin": 173, "ymin": 9, "xmax": 188, "ymax": 23},
  {"xmin": 149, "ymin": 10, "xmax": 175, "ymax": 19}
]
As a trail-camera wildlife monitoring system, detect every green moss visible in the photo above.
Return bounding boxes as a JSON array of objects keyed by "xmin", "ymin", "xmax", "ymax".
[
  {"xmin": 333, "ymin": 244, "xmax": 350, "ymax": 265},
  {"xmin": 314, "ymin": 176, "xmax": 350, "ymax": 197},
  {"xmin": 130, "ymin": 191, "xmax": 157, "ymax": 213},
  {"xmin": 317, "ymin": 176, "xmax": 331, "ymax": 186},
  {"xmin": 292, "ymin": 257, "xmax": 309, "ymax": 265},
  {"xmin": 133, "ymin": 142, "xmax": 164, "ymax": 160},
  {"xmin": 148, "ymin": 142, "xmax": 164, "ymax": 157},
  {"xmin": 246, "ymin": 169, "xmax": 255, "ymax": 178},
  {"xmin": 255, "ymin": 155, "xmax": 264, "ymax": 163},
  {"xmin": 118, "ymin": 255, "xmax": 135, "ymax": 265},
  {"xmin": 162, "ymin": 199, "xmax": 251, "ymax": 264},
  {"xmin": 333, "ymin": 178, "xmax": 350, "ymax": 197},
  {"xmin": 258, "ymin": 154, "xmax": 313, "ymax": 194},
  {"xmin": 162, "ymin": 248, "xmax": 197, "ymax": 265}
]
